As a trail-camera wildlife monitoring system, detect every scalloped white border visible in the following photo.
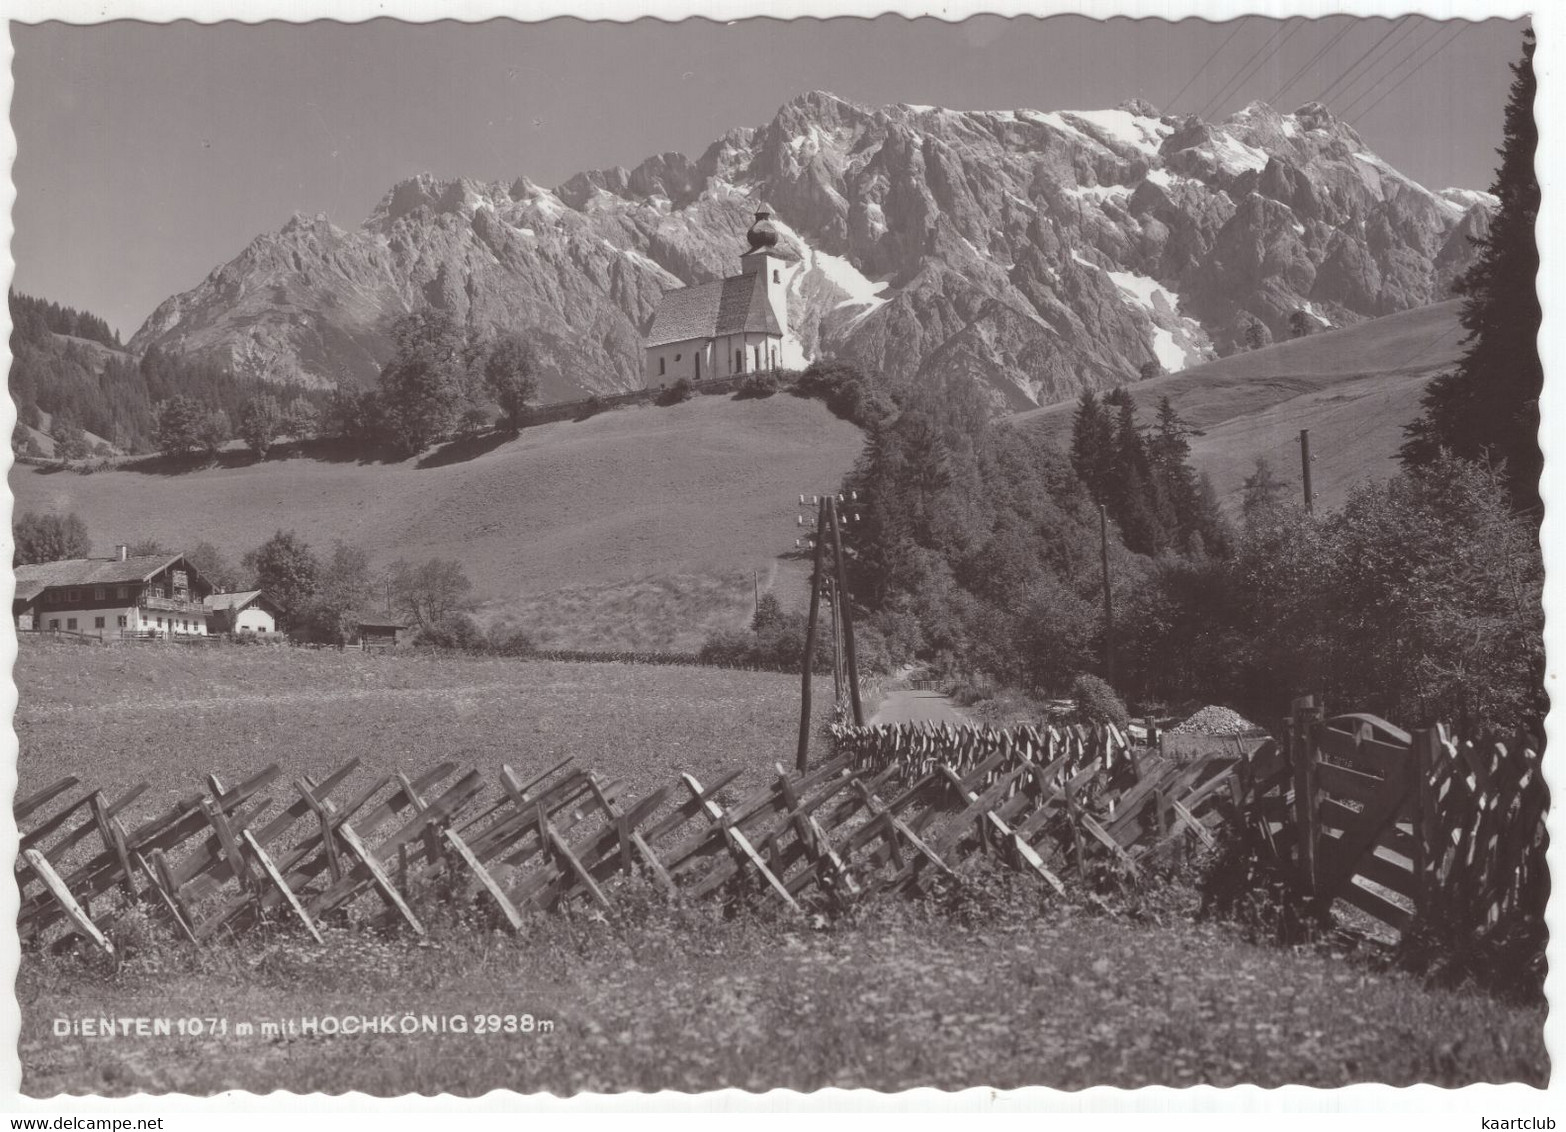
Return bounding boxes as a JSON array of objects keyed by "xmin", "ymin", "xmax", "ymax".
[{"xmin": 0, "ymin": 0, "xmax": 1555, "ymax": 1122}]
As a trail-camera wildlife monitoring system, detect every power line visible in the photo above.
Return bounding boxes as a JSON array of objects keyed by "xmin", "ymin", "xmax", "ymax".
[
  {"xmin": 1197, "ymin": 17, "xmax": 1304, "ymax": 121},
  {"xmin": 1165, "ymin": 18, "xmax": 1250, "ymax": 114},
  {"xmin": 1269, "ymin": 21, "xmax": 1356, "ymax": 107},
  {"xmin": 1345, "ymin": 22, "xmax": 1469, "ymax": 122},
  {"xmin": 1314, "ymin": 18, "xmax": 1414, "ymax": 107},
  {"xmin": 1337, "ymin": 21, "xmax": 1447, "ymax": 116}
]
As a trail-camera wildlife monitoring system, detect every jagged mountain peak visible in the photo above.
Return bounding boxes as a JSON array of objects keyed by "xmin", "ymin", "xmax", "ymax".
[{"xmin": 130, "ymin": 90, "xmax": 1494, "ymax": 411}]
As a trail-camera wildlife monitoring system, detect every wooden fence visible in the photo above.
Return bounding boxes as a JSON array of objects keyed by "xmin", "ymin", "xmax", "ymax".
[
  {"xmin": 19, "ymin": 706, "xmax": 1536, "ymax": 956},
  {"xmin": 15, "ymin": 722, "xmax": 1250, "ymax": 954},
  {"xmin": 1246, "ymin": 698, "xmax": 1548, "ymax": 942}
]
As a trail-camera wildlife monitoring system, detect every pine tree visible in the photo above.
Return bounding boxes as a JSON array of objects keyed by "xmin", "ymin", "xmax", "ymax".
[
  {"xmin": 1401, "ymin": 30, "xmax": 1540, "ymax": 515},
  {"xmin": 1069, "ymin": 390, "xmax": 1115, "ymax": 503}
]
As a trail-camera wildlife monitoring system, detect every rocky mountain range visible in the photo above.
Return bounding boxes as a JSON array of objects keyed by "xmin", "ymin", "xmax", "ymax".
[{"xmin": 129, "ymin": 91, "xmax": 1494, "ymax": 410}]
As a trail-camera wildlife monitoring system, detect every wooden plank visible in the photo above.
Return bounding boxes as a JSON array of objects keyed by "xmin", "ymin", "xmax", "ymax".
[
  {"xmin": 200, "ymin": 798, "xmax": 254, "ymax": 892},
  {"xmin": 939, "ymin": 760, "xmax": 1068, "ymax": 898},
  {"xmin": 1171, "ymin": 800, "xmax": 1217, "ymax": 850},
  {"xmin": 18, "ymin": 792, "xmax": 94, "ymax": 855},
  {"xmin": 333, "ymin": 820, "xmax": 425, "ymax": 936},
  {"xmin": 1080, "ymin": 814, "xmax": 1141, "ymax": 878},
  {"xmin": 1315, "ymin": 760, "xmax": 1387, "ymax": 807},
  {"xmin": 1335, "ymin": 878, "xmax": 1413, "ymax": 933},
  {"xmin": 22, "ymin": 849, "xmax": 112, "ymax": 954},
  {"xmin": 1351, "ymin": 849, "xmax": 1417, "ymax": 903},
  {"xmin": 446, "ymin": 828, "xmax": 525, "ymax": 930},
  {"xmin": 679, "ymin": 773, "xmax": 802, "ymax": 913},
  {"xmin": 134, "ymin": 850, "xmax": 197, "ymax": 944},
  {"xmin": 243, "ymin": 830, "xmax": 324, "ymax": 944},
  {"xmin": 543, "ymin": 824, "xmax": 610, "ymax": 908},
  {"xmin": 88, "ymin": 794, "xmax": 140, "ymax": 902},
  {"xmin": 15, "ymin": 775, "xmax": 82, "ymax": 823}
]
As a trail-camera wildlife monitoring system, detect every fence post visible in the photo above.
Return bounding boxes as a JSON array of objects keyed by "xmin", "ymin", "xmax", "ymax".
[
  {"xmin": 1411, "ymin": 725, "xmax": 1438, "ymax": 920},
  {"xmin": 1289, "ymin": 695, "xmax": 1321, "ymax": 894}
]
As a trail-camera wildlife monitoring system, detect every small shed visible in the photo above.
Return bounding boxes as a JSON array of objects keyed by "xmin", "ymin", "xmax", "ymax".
[{"xmin": 357, "ymin": 617, "xmax": 410, "ymax": 648}]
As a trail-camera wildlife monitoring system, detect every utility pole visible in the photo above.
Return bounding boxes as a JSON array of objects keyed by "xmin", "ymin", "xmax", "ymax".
[
  {"xmin": 827, "ymin": 496, "xmax": 864, "ymax": 726},
  {"xmin": 793, "ymin": 490, "xmax": 865, "ymax": 772},
  {"xmin": 1100, "ymin": 503, "xmax": 1115, "ymax": 686},
  {"xmin": 796, "ymin": 497, "xmax": 828, "ymax": 774},
  {"xmin": 1299, "ymin": 428, "xmax": 1315, "ymax": 514}
]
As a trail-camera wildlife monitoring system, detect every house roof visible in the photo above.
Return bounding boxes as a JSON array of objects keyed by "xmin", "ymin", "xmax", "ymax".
[
  {"xmin": 14, "ymin": 554, "xmax": 191, "ymax": 594},
  {"xmin": 203, "ymin": 590, "xmax": 270, "ymax": 613},
  {"xmin": 357, "ymin": 618, "xmax": 407, "ymax": 631},
  {"xmin": 645, "ymin": 271, "xmax": 782, "ymax": 348}
]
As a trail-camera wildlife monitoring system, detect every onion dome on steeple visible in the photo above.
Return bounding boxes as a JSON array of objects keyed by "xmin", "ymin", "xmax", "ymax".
[
  {"xmin": 746, "ymin": 206, "xmax": 780, "ymax": 251},
  {"xmin": 742, "ymin": 204, "xmax": 796, "ymax": 262}
]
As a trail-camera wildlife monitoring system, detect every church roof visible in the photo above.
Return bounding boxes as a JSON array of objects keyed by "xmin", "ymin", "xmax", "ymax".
[{"xmin": 645, "ymin": 271, "xmax": 782, "ymax": 348}]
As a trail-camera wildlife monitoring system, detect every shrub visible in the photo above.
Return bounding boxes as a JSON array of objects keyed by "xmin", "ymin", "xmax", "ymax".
[
  {"xmin": 1072, "ymin": 673, "xmax": 1129, "ymax": 728},
  {"xmin": 416, "ymin": 612, "xmax": 485, "ymax": 651},
  {"xmin": 486, "ymin": 625, "xmax": 536, "ymax": 657},
  {"xmin": 657, "ymin": 377, "xmax": 695, "ymax": 406},
  {"xmin": 736, "ymin": 372, "xmax": 779, "ymax": 399}
]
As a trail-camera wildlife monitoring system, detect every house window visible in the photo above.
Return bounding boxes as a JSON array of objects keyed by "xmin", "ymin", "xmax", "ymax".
[
  {"xmin": 67, "ymin": 589, "xmax": 79, "ymax": 602},
  {"xmin": 117, "ymin": 616, "xmax": 127, "ymax": 628},
  {"xmin": 695, "ymin": 354, "xmax": 702, "ymax": 380},
  {"xmin": 66, "ymin": 618, "xmax": 77, "ymax": 630},
  {"xmin": 773, "ymin": 269, "xmax": 780, "ymax": 283},
  {"xmin": 94, "ymin": 617, "xmax": 105, "ymax": 629},
  {"xmin": 156, "ymin": 617, "xmax": 163, "ymax": 627},
  {"xmin": 659, "ymin": 357, "xmax": 666, "ymax": 377},
  {"xmin": 735, "ymin": 349, "xmax": 745, "ymax": 373},
  {"xmin": 48, "ymin": 619, "xmax": 58, "ymax": 630},
  {"xmin": 117, "ymin": 587, "xmax": 128, "ymax": 600},
  {"xmin": 94, "ymin": 588, "xmax": 105, "ymax": 601},
  {"xmin": 675, "ymin": 353, "xmax": 681, "ymax": 362}
]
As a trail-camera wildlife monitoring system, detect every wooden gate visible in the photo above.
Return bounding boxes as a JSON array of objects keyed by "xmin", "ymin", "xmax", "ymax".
[{"xmin": 1279, "ymin": 697, "xmax": 1547, "ymax": 941}]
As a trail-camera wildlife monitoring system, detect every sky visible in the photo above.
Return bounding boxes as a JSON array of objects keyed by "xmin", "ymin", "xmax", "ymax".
[{"xmin": 10, "ymin": 14, "xmax": 1530, "ymax": 339}]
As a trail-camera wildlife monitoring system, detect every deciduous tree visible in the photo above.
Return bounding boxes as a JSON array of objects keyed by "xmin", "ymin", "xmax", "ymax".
[
  {"xmin": 483, "ymin": 333, "xmax": 539, "ymax": 433},
  {"xmin": 389, "ymin": 557, "xmax": 474, "ymax": 630},
  {"xmin": 15, "ymin": 510, "xmax": 90, "ymax": 564}
]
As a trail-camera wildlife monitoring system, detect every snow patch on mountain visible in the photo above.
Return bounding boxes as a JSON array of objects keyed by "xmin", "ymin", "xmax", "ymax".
[
  {"xmin": 1210, "ymin": 131, "xmax": 1270, "ymax": 174},
  {"xmin": 1061, "ymin": 109, "xmax": 1171, "ymax": 158}
]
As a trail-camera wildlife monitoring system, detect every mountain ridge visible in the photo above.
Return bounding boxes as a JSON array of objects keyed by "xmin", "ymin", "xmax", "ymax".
[{"xmin": 129, "ymin": 91, "xmax": 1494, "ymax": 410}]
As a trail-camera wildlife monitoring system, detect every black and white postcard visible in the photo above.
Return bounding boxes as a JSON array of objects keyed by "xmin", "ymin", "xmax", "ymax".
[{"xmin": 2, "ymin": 0, "xmax": 1555, "ymax": 1122}]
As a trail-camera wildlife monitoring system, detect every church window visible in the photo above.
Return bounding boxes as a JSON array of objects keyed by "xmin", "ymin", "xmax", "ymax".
[
  {"xmin": 695, "ymin": 354, "xmax": 702, "ymax": 380},
  {"xmin": 735, "ymin": 349, "xmax": 745, "ymax": 373},
  {"xmin": 659, "ymin": 357, "xmax": 666, "ymax": 377},
  {"xmin": 773, "ymin": 269, "xmax": 780, "ymax": 283}
]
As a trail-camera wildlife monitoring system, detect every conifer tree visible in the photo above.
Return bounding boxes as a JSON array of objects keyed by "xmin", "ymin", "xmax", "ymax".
[
  {"xmin": 1401, "ymin": 30, "xmax": 1540, "ymax": 515},
  {"xmin": 1069, "ymin": 390, "xmax": 1115, "ymax": 503}
]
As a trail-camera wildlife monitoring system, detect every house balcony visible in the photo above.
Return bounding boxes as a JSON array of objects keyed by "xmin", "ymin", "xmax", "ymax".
[{"xmin": 140, "ymin": 594, "xmax": 206, "ymax": 615}]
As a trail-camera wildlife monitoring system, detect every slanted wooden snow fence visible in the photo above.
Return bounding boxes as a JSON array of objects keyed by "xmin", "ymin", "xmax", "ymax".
[
  {"xmin": 19, "ymin": 709, "xmax": 1534, "ymax": 954},
  {"xmin": 15, "ymin": 722, "xmax": 1246, "ymax": 953}
]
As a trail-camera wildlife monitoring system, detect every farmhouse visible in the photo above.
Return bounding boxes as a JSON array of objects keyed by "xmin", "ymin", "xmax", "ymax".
[
  {"xmin": 14, "ymin": 545, "xmax": 216, "ymax": 638},
  {"xmin": 203, "ymin": 589, "xmax": 282, "ymax": 636},
  {"xmin": 643, "ymin": 206, "xmax": 795, "ymax": 384}
]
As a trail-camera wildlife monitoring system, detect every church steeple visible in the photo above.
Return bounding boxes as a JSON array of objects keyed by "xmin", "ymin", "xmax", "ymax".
[{"xmin": 745, "ymin": 206, "xmax": 780, "ymax": 252}]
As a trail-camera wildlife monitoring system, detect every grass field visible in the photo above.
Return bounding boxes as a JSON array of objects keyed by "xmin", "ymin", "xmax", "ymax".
[
  {"xmin": 1011, "ymin": 301, "xmax": 1465, "ymax": 513},
  {"xmin": 10, "ymin": 392, "xmax": 864, "ymax": 649},
  {"xmin": 14, "ymin": 639, "xmax": 1548, "ymax": 1095},
  {"xmin": 13, "ymin": 638, "xmax": 838, "ymax": 823}
]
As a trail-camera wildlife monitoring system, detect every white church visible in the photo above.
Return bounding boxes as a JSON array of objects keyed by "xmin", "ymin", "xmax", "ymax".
[{"xmin": 643, "ymin": 206, "xmax": 795, "ymax": 383}]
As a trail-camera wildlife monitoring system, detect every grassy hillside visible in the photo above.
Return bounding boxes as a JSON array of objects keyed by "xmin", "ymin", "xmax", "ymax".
[
  {"xmin": 1012, "ymin": 300, "xmax": 1465, "ymax": 512},
  {"xmin": 10, "ymin": 393, "xmax": 865, "ymax": 649}
]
